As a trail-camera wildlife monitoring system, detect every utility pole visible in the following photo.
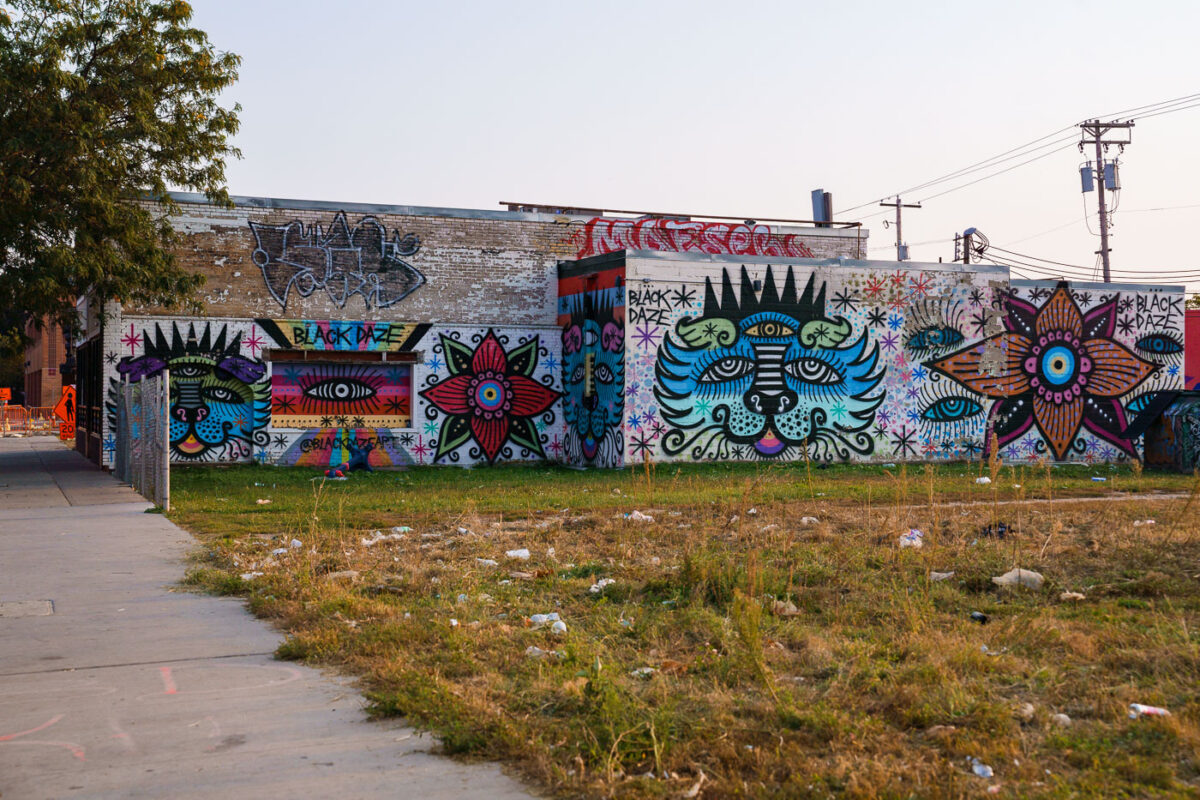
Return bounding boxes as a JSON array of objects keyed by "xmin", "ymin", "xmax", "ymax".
[
  {"xmin": 1079, "ymin": 119, "xmax": 1133, "ymax": 283},
  {"xmin": 879, "ymin": 196, "xmax": 921, "ymax": 261}
]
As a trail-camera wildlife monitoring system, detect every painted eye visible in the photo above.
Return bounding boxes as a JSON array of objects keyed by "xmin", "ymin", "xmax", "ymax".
[
  {"xmin": 699, "ymin": 357, "xmax": 755, "ymax": 383},
  {"xmin": 569, "ymin": 364, "xmax": 585, "ymax": 384},
  {"xmin": 303, "ymin": 379, "xmax": 377, "ymax": 403},
  {"xmin": 744, "ymin": 321, "xmax": 795, "ymax": 337},
  {"xmin": 174, "ymin": 364, "xmax": 207, "ymax": 378},
  {"xmin": 907, "ymin": 326, "xmax": 965, "ymax": 351},
  {"xmin": 785, "ymin": 357, "xmax": 842, "ymax": 385},
  {"xmin": 1135, "ymin": 333, "xmax": 1183, "ymax": 356},
  {"xmin": 583, "ymin": 328, "xmax": 599, "ymax": 347},
  {"xmin": 203, "ymin": 386, "xmax": 241, "ymax": 403},
  {"xmin": 921, "ymin": 396, "xmax": 983, "ymax": 422},
  {"xmin": 594, "ymin": 364, "xmax": 615, "ymax": 384}
]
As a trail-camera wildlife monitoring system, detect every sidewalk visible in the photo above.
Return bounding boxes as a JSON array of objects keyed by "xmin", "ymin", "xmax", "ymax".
[{"xmin": 0, "ymin": 438, "xmax": 534, "ymax": 800}]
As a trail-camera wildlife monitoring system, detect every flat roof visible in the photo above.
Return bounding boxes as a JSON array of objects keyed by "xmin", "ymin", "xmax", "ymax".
[{"xmin": 165, "ymin": 192, "xmax": 862, "ymax": 238}]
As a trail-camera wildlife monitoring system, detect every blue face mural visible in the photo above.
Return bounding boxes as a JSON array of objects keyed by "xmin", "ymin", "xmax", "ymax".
[
  {"xmin": 562, "ymin": 295, "xmax": 625, "ymax": 467},
  {"xmin": 655, "ymin": 266, "xmax": 884, "ymax": 461},
  {"xmin": 107, "ymin": 323, "xmax": 270, "ymax": 462}
]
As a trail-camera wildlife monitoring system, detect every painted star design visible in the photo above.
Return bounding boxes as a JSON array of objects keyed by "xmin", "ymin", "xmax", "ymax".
[
  {"xmin": 832, "ymin": 289, "xmax": 858, "ymax": 313},
  {"xmin": 866, "ymin": 308, "xmax": 887, "ymax": 327},
  {"xmin": 272, "ymin": 434, "xmax": 289, "ymax": 448},
  {"xmin": 890, "ymin": 425, "xmax": 916, "ymax": 457},
  {"xmin": 319, "ymin": 416, "xmax": 333, "ymax": 427},
  {"xmin": 399, "ymin": 433, "xmax": 415, "ymax": 445},
  {"xmin": 633, "ymin": 324, "xmax": 661, "ymax": 350},
  {"xmin": 244, "ymin": 330, "xmax": 265, "ymax": 357},
  {"xmin": 104, "ymin": 351, "xmax": 118, "ymax": 365},
  {"xmin": 120, "ymin": 324, "xmax": 141, "ymax": 355},
  {"xmin": 424, "ymin": 420, "xmax": 438, "ymax": 435},
  {"xmin": 969, "ymin": 289, "xmax": 985, "ymax": 307},
  {"xmin": 970, "ymin": 311, "xmax": 991, "ymax": 336},
  {"xmin": 1117, "ymin": 316, "xmax": 1135, "ymax": 336},
  {"xmin": 426, "ymin": 355, "xmax": 443, "ymax": 372},
  {"xmin": 864, "ymin": 276, "xmax": 886, "ymax": 299},
  {"xmin": 671, "ymin": 286, "xmax": 697, "ymax": 308},
  {"xmin": 880, "ymin": 332, "xmax": 899, "ymax": 352},
  {"xmin": 548, "ymin": 435, "xmax": 563, "ymax": 455},
  {"xmin": 887, "ymin": 313, "xmax": 903, "ymax": 331},
  {"xmin": 272, "ymin": 396, "xmax": 296, "ymax": 414},
  {"xmin": 542, "ymin": 354, "xmax": 559, "ymax": 372}
]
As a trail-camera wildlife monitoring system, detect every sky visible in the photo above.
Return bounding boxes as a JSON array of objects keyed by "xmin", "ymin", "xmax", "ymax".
[{"xmin": 189, "ymin": 0, "xmax": 1200, "ymax": 292}]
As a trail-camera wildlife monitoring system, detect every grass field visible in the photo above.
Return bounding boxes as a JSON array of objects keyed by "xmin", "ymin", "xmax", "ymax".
[{"xmin": 172, "ymin": 460, "xmax": 1200, "ymax": 798}]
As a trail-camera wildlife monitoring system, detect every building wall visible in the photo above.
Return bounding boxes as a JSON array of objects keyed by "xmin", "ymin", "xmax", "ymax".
[
  {"xmin": 1185, "ymin": 308, "xmax": 1200, "ymax": 390},
  {"xmin": 557, "ymin": 256, "xmax": 626, "ymax": 468},
  {"xmin": 23, "ymin": 316, "xmax": 63, "ymax": 406},
  {"xmin": 97, "ymin": 195, "xmax": 861, "ymax": 469},
  {"xmin": 622, "ymin": 253, "xmax": 1183, "ymax": 464},
  {"xmin": 102, "ymin": 315, "xmax": 563, "ymax": 468}
]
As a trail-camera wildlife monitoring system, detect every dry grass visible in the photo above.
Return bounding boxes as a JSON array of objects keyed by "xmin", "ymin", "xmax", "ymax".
[{"xmin": 175, "ymin": 463, "xmax": 1200, "ymax": 798}]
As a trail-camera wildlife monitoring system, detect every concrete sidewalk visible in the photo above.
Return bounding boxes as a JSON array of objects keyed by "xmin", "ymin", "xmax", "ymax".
[{"xmin": 0, "ymin": 438, "xmax": 534, "ymax": 800}]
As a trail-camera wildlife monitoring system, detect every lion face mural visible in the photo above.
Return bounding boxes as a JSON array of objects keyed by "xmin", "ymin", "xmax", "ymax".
[
  {"xmin": 110, "ymin": 323, "xmax": 270, "ymax": 462},
  {"xmin": 655, "ymin": 266, "xmax": 884, "ymax": 461},
  {"xmin": 562, "ymin": 296, "xmax": 625, "ymax": 466}
]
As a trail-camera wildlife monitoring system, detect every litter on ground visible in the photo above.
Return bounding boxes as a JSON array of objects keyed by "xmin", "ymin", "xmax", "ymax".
[
  {"xmin": 992, "ymin": 568, "xmax": 1044, "ymax": 590},
  {"xmin": 899, "ymin": 529, "xmax": 924, "ymax": 548}
]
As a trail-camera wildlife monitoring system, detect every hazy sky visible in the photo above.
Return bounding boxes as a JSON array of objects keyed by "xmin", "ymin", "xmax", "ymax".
[{"xmin": 189, "ymin": 0, "xmax": 1200, "ymax": 291}]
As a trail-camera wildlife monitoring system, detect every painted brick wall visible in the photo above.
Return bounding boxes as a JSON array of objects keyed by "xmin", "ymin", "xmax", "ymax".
[
  {"xmin": 129, "ymin": 196, "xmax": 864, "ymax": 327},
  {"xmin": 622, "ymin": 253, "xmax": 1184, "ymax": 464}
]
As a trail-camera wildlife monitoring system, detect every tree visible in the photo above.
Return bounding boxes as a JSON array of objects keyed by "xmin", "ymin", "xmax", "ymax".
[
  {"xmin": 1187, "ymin": 294, "xmax": 1200, "ymax": 309},
  {"xmin": 0, "ymin": 0, "xmax": 240, "ymax": 341}
]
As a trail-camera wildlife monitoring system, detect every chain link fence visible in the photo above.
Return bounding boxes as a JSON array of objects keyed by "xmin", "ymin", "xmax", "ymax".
[{"xmin": 114, "ymin": 370, "xmax": 170, "ymax": 510}]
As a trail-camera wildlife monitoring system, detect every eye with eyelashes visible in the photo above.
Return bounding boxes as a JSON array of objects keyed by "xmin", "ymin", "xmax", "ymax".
[
  {"xmin": 1135, "ymin": 333, "xmax": 1183, "ymax": 357},
  {"xmin": 917, "ymin": 377, "xmax": 985, "ymax": 427},
  {"xmin": 907, "ymin": 326, "xmax": 965, "ymax": 352},
  {"xmin": 744, "ymin": 320, "xmax": 795, "ymax": 338},
  {"xmin": 568, "ymin": 364, "xmax": 586, "ymax": 384},
  {"xmin": 904, "ymin": 298, "xmax": 968, "ymax": 356},
  {"xmin": 302, "ymin": 378, "xmax": 377, "ymax": 403},
  {"xmin": 784, "ymin": 357, "xmax": 842, "ymax": 385},
  {"xmin": 203, "ymin": 386, "xmax": 242, "ymax": 404},
  {"xmin": 594, "ymin": 364, "xmax": 615, "ymax": 385},
  {"xmin": 699, "ymin": 356, "xmax": 756, "ymax": 384}
]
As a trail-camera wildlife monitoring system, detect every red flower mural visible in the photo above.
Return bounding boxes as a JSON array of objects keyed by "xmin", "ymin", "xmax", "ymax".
[
  {"xmin": 420, "ymin": 330, "xmax": 560, "ymax": 464},
  {"xmin": 927, "ymin": 283, "xmax": 1156, "ymax": 460}
]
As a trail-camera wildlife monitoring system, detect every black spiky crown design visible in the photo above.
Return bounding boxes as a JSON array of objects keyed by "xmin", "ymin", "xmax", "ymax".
[
  {"xmin": 566, "ymin": 288, "xmax": 617, "ymax": 327},
  {"xmin": 142, "ymin": 322, "xmax": 244, "ymax": 360},
  {"xmin": 701, "ymin": 265, "xmax": 827, "ymax": 323}
]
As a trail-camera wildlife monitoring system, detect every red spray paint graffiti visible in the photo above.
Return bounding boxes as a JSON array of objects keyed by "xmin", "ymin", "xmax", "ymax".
[{"xmin": 572, "ymin": 217, "xmax": 816, "ymax": 260}]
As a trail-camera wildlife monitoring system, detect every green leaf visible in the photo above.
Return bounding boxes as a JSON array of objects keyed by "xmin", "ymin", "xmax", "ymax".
[
  {"xmin": 441, "ymin": 336, "xmax": 475, "ymax": 377},
  {"xmin": 507, "ymin": 417, "xmax": 545, "ymax": 458},
  {"xmin": 434, "ymin": 415, "xmax": 472, "ymax": 461},
  {"xmin": 505, "ymin": 338, "xmax": 540, "ymax": 378}
]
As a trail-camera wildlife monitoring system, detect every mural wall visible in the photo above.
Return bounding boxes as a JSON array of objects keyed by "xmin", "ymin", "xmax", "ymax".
[
  {"xmin": 103, "ymin": 317, "xmax": 563, "ymax": 469},
  {"xmin": 558, "ymin": 263, "xmax": 626, "ymax": 468},
  {"xmin": 623, "ymin": 256, "xmax": 1183, "ymax": 464},
  {"xmin": 571, "ymin": 217, "xmax": 818, "ymax": 260}
]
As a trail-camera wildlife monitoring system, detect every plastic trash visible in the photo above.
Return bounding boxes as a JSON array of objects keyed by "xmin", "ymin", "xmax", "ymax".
[
  {"xmin": 392, "ymin": 526, "xmax": 413, "ymax": 534},
  {"xmin": 255, "ymin": 498, "xmax": 272, "ymax": 505},
  {"xmin": 899, "ymin": 529, "xmax": 924, "ymax": 549},
  {"xmin": 630, "ymin": 667, "xmax": 657, "ymax": 678},
  {"xmin": 1051, "ymin": 713, "xmax": 1071, "ymax": 727},
  {"xmin": 1091, "ymin": 476, "xmax": 1107, "ymax": 482},
  {"xmin": 362, "ymin": 531, "xmax": 405, "ymax": 546},
  {"xmin": 270, "ymin": 547, "xmax": 287, "ymax": 555},
  {"xmin": 747, "ymin": 507, "xmax": 758, "ymax": 516},
  {"xmin": 475, "ymin": 558, "xmax": 498, "ymax": 567},
  {"xmin": 589, "ymin": 578, "xmax": 616, "ymax": 594},
  {"xmin": 625, "ymin": 510, "xmax": 654, "ymax": 523},
  {"xmin": 525, "ymin": 645, "xmax": 559, "ymax": 659},
  {"xmin": 456, "ymin": 593, "xmax": 469, "ymax": 603},
  {"xmin": 970, "ymin": 611, "xmax": 989, "ymax": 624},
  {"xmin": 969, "ymin": 757, "xmax": 994, "ymax": 778},
  {"xmin": 290, "ymin": 538, "xmax": 303, "ymax": 549},
  {"xmin": 799, "ymin": 516, "xmax": 819, "ymax": 525},
  {"xmin": 1059, "ymin": 591, "xmax": 1085, "ymax": 601},
  {"xmin": 882, "ymin": 463, "xmax": 896, "ymax": 468},
  {"xmin": 550, "ymin": 620, "xmax": 567, "ymax": 635},
  {"xmin": 449, "ymin": 618, "xmax": 459, "ymax": 628},
  {"xmin": 528, "ymin": 612, "xmax": 561, "ymax": 629},
  {"xmin": 992, "ymin": 568, "xmax": 1044, "ymax": 590},
  {"xmin": 1133, "ymin": 519, "xmax": 1156, "ymax": 527},
  {"xmin": 322, "ymin": 569, "xmax": 360, "ymax": 582},
  {"xmin": 1015, "ymin": 702, "xmax": 1035, "ymax": 723},
  {"xmin": 930, "ymin": 571, "xmax": 955, "ymax": 582},
  {"xmin": 975, "ymin": 477, "xmax": 992, "ymax": 485},
  {"xmin": 1129, "ymin": 703, "xmax": 1171, "ymax": 719},
  {"xmin": 506, "ymin": 548, "xmax": 531, "ymax": 560},
  {"xmin": 239, "ymin": 571, "xmax": 263, "ymax": 580}
]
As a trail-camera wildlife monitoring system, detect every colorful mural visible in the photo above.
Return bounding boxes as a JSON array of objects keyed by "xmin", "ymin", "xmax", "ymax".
[
  {"xmin": 106, "ymin": 322, "xmax": 270, "ymax": 462},
  {"xmin": 248, "ymin": 212, "xmax": 425, "ymax": 310},
  {"xmin": 624, "ymin": 259, "xmax": 1183, "ymax": 465},
  {"xmin": 652, "ymin": 266, "xmax": 884, "ymax": 461},
  {"xmin": 269, "ymin": 362, "xmax": 412, "ymax": 429},
  {"xmin": 256, "ymin": 319, "xmax": 430, "ymax": 352},
  {"xmin": 419, "ymin": 329, "xmax": 561, "ymax": 464},
  {"xmin": 571, "ymin": 217, "xmax": 817, "ymax": 260},
  {"xmin": 271, "ymin": 427, "xmax": 414, "ymax": 468},
  {"xmin": 929, "ymin": 283, "xmax": 1158, "ymax": 460}
]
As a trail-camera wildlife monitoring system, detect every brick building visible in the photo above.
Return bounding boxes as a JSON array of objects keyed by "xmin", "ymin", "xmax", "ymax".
[
  {"xmin": 23, "ymin": 316, "xmax": 67, "ymax": 407},
  {"xmin": 65, "ymin": 192, "xmax": 1185, "ymax": 469},
  {"xmin": 74, "ymin": 193, "xmax": 866, "ymax": 467}
]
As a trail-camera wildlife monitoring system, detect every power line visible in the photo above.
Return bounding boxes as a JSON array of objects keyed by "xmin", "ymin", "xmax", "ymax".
[{"xmin": 836, "ymin": 90, "xmax": 1200, "ymax": 218}]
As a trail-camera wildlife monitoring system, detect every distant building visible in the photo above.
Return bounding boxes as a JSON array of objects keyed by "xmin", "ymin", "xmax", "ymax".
[{"xmin": 23, "ymin": 316, "xmax": 66, "ymax": 407}]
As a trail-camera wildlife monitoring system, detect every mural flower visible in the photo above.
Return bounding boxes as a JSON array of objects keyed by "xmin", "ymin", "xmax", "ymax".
[
  {"xmin": 420, "ymin": 330, "xmax": 560, "ymax": 463},
  {"xmin": 928, "ymin": 283, "xmax": 1156, "ymax": 459}
]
